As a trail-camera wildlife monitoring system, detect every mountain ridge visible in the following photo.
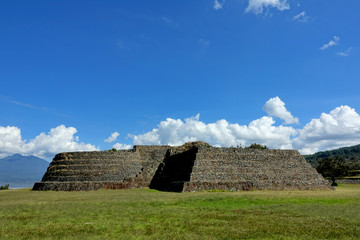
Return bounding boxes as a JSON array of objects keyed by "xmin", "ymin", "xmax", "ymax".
[
  {"xmin": 0, "ymin": 154, "xmax": 49, "ymax": 188},
  {"xmin": 304, "ymin": 144, "xmax": 360, "ymax": 170}
]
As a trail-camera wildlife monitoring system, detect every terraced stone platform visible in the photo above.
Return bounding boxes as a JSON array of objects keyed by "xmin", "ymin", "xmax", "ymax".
[{"xmin": 33, "ymin": 142, "xmax": 331, "ymax": 191}]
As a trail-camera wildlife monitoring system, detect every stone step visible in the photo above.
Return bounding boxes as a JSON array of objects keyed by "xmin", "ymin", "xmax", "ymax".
[
  {"xmin": 42, "ymin": 175, "xmax": 135, "ymax": 182},
  {"xmin": 191, "ymin": 172, "xmax": 323, "ymax": 182},
  {"xmin": 50, "ymin": 158, "xmax": 141, "ymax": 165},
  {"xmin": 43, "ymin": 168, "xmax": 141, "ymax": 176},
  {"xmin": 47, "ymin": 163, "xmax": 143, "ymax": 171},
  {"xmin": 33, "ymin": 180, "xmax": 147, "ymax": 191}
]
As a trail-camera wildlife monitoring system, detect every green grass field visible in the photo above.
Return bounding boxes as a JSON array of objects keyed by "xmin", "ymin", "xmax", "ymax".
[{"xmin": 1, "ymin": 185, "xmax": 360, "ymax": 240}]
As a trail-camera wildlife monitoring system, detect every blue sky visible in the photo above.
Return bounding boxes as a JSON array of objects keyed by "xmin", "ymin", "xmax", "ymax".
[{"xmin": 1, "ymin": 0, "xmax": 360, "ymax": 160}]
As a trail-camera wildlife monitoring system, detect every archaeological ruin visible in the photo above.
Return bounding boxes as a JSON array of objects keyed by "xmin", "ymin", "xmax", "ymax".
[{"xmin": 32, "ymin": 142, "xmax": 331, "ymax": 192}]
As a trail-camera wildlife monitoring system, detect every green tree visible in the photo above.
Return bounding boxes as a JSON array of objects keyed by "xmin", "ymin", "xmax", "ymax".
[
  {"xmin": 0, "ymin": 184, "xmax": 9, "ymax": 190},
  {"xmin": 316, "ymin": 157, "xmax": 349, "ymax": 186}
]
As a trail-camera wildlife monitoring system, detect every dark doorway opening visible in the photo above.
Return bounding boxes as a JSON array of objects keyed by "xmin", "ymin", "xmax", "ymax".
[{"xmin": 149, "ymin": 148, "xmax": 197, "ymax": 192}]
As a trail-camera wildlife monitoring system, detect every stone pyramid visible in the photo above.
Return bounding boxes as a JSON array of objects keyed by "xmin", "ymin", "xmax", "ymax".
[{"xmin": 33, "ymin": 142, "xmax": 331, "ymax": 191}]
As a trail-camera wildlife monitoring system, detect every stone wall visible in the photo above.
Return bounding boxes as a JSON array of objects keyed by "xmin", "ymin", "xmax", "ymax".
[
  {"xmin": 337, "ymin": 178, "xmax": 360, "ymax": 184},
  {"xmin": 33, "ymin": 142, "xmax": 332, "ymax": 191},
  {"xmin": 185, "ymin": 146, "xmax": 330, "ymax": 191},
  {"xmin": 33, "ymin": 147, "xmax": 170, "ymax": 191}
]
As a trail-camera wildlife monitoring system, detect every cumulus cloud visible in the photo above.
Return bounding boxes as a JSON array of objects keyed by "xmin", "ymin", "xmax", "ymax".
[
  {"xmin": 3, "ymin": 98, "xmax": 359, "ymax": 160},
  {"xmin": 320, "ymin": 36, "xmax": 340, "ymax": 50},
  {"xmin": 104, "ymin": 132, "xmax": 119, "ymax": 143},
  {"xmin": 0, "ymin": 126, "xmax": 24, "ymax": 157},
  {"xmin": 214, "ymin": 0, "xmax": 225, "ymax": 10},
  {"xmin": 129, "ymin": 97, "xmax": 360, "ymax": 155},
  {"xmin": 129, "ymin": 113, "xmax": 297, "ymax": 150},
  {"xmin": 112, "ymin": 143, "xmax": 132, "ymax": 150},
  {"xmin": 0, "ymin": 125, "xmax": 98, "ymax": 160},
  {"xmin": 246, "ymin": 0, "xmax": 290, "ymax": 14},
  {"xmin": 263, "ymin": 96, "xmax": 299, "ymax": 124},
  {"xmin": 293, "ymin": 106, "xmax": 360, "ymax": 154},
  {"xmin": 292, "ymin": 11, "xmax": 309, "ymax": 22}
]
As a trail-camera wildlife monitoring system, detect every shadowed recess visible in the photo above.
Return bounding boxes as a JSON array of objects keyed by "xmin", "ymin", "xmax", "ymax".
[{"xmin": 149, "ymin": 147, "xmax": 198, "ymax": 192}]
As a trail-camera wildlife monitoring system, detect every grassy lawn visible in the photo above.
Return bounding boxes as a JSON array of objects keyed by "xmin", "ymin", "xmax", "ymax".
[{"xmin": 1, "ymin": 184, "xmax": 360, "ymax": 240}]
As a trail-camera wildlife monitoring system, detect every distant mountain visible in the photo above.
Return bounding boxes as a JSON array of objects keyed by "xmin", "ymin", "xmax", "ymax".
[
  {"xmin": 304, "ymin": 144, "xmax": 360, "ymax": 170},
  {"xmin": 0, "ymin": 154, "xmax": 49, "ymax": 189}
]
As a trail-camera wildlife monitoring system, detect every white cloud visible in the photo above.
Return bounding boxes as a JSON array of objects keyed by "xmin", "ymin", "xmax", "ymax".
[
  {"xmin": 129, "ymin": 113, "xmax": 297, "ymax": 150},
  {"xmin": 3, "ymin": 99, "xmax": 359, "ymax": 161},
  {"xmin": 292, "ymin": 11, "xmax": 309, "ymax": 22},
  {"xmin": 116, "ymin": 40, "xmax": 124, "ymax": 49},
  {"xmin": 198, "ymin": 38, "xmax": 210, "ymax": 47},
  {"xmin": 337, "ymin": 47, "xmax": 352, "ymax": 57},
  {"xmin": 162, "ymin": 17, "xmax": 171, "ymax": 23},
  {"xmin": 246, "ymin": 0, "xmax": 290, "ymax": 14},
  {"xmin": 214, "ymin": 0, "xmax": 225, "ymax": 10},
  {"xmin": 263, "ymin": 96, "xmax": 299, "ymax": 124},
  {"xmin": 293, "ymin": 106, "xmax": 360, "ymax": 154},
  {"xmin": 0, "ymin": 95, "xmax": 67, "ymax": 117},
  {"xmin": 112, "ymin": 143, "xmax": 132, "ymax": 150},
  {"xmin": 0, "ymin": 125, "xmax": 98, "ymax": 160},
  {"xmin": 0, "ymin": 126, "xmax": 24, "ymax": 157},
  {"xmin": 161, "ymin": 16, "xmax": 179, "ymax": 28},
  {"xmin": 129, "ymin": 97, "xmax": 360, "ymax": 155},
  {"xmin": 320, "ymin": 36, "xmax": 340, "ymax": 50},
  {"xmin": 104, "ymin": 132, "xmax": 119, "ymax": 143}
]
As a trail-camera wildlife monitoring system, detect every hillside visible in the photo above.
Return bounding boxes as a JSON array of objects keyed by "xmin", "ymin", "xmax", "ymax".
[
  {"xmin": 0, "ymin": 154, "xmax": 49, "ymax": 189},
  {"xmin": 304, "ymin": 144, "xmax": 360, "ymax": 170}
]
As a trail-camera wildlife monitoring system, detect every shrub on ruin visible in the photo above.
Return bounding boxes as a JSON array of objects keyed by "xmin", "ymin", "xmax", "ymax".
[
  {"xmin": 107, "ymin": 148, "xmax": 118, "ymax": 152},
  {"xmin": 248, "ymin": 143, "xmax": 267, "ymax": 149}
]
